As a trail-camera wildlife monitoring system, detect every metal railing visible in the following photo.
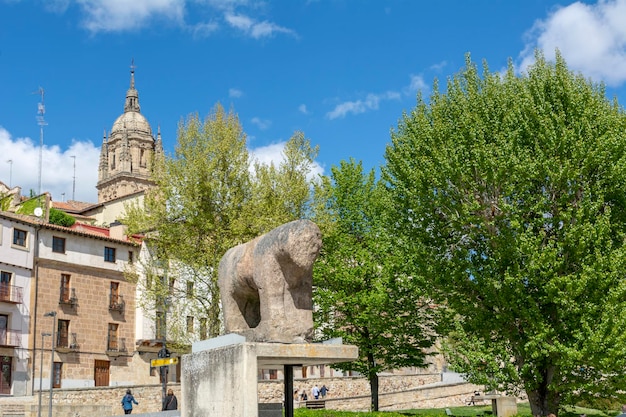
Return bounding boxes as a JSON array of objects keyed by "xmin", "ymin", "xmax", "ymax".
[
  {"xmin": 59, "ymin": 287, "xmax": 78, "ymax": 307},
  {"xmin": 56, "ymin": 332, "xmax": 79, "ymax": 351},
  {"xmin": 0, "ymin": 284, "xmax": 23, "ymax": 304},
  {"xmin": 0, "ymin": 329, "xmax": 21, "ymax": 347},
  {"xmin": 106, "ymin": 336, "xmax": 127, "ymax": 353},
  {"xmin": 109, "ymin": 294, "xmax": 125, "ymax": 312}
]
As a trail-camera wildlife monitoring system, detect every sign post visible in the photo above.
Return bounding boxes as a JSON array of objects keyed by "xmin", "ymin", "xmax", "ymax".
[
  {"xmin": 157, "ymin": 347, "xmax": 171, "ymax": 403},
  {"xmin": 150, "ymin": 357, "xmax": 178, "ymax": 367}
]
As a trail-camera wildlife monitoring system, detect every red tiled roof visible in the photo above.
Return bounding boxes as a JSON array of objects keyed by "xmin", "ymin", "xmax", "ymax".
[{"xmin": 0, "ymin": 211, "xmax": 141, "ymax": 246}]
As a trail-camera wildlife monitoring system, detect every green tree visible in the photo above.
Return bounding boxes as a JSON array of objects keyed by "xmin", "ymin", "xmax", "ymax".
[
  {"xmin": 312, "ymin": 159, "xmax": 441, "ymax": 411},
  {"xmin": 383, "ymin": 52, "xmax": 626, "ymax": 416},
  {"xmin": 249, "ymin": 131, "xmax": 319, "ymax": 235},
  {"xmin": 124, "ymin": 104, "xmax": 320, "ymax": 341},
  {"xmin": 125, "ymin": 104, "xmax": 253, "ymax": 339}
]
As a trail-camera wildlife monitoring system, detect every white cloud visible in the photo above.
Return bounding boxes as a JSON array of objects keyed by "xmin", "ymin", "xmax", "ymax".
[
  {"xmin": 44, "ymin": 0, "xmax": 70, "ymax": 13},
  {"xmin": 430, "ymin": 61, "xmax": 447, "ymax": 71},
  {"xmin": 518, "ymin": 0, "xmax": 626, "ymax": 86},
  {"xmin": 251, "ymin": 142, "xmax": 324, "ymax": 181},
  {"xmin": 406, "ymin": 74, "xmax": 427, "ymax": 94},
  {"xmin": 190, "ymin": 21, "xmax": 220, "ymax": 38},
  {"xmin": 39, "ymin": 0, "xmax": 295, "ymax": 39},
  {"xmin": 224, "ymin": 12, "xmax": 294, "ymax": 38},
  {"xmin": 0, "ymin": 126, "xmax": 99, "ymax": 202},
  {"xmin": 250, "ymin": 117, "xmax": 271, "ymax": 130},
  {"xmin": 229, "ymin": 88, "xmax": 243, "ymax": 98},
  {"xmin": 76, "ymin": 0, "xmax": 185, "ymax": 32},
  {"xmin": 298, "ymin": 104, "xmax": 309, "ymax": 114},
  {"xmin": 326, "ymin": 91, "xmax": 400, "ymax": 120}
]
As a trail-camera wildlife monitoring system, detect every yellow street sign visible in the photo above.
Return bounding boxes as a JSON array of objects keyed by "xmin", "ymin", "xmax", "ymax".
[{"xmin": 151, "ymin": 357, "xmax": 179, "ymax": 367}]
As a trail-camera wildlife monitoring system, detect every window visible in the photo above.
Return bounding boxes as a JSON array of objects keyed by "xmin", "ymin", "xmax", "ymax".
[
  {"xmin": 13, "ymin": 228, "xmax": 27, "ymax": 247},
  {"xmin": 169, "ymin": 277, "xmax": 176, "ymax": 294},
  {"xmin": 57, "ymin": 320, "xmax": 70, "ymax": 348},
  {"xmin": 107, "ymin": 323, "xmax": 119, "ymax": 350},
  {"xmin": 186, "ymin": 316, "xmax": 194, "ymax": 333},
  {"xmin": 155, "ymin": 312, "xmax": 165, "ymax": 340},
  {"xmin": 199, "ymin": 317, "xmax": 207, "ymax": 340},
  {"xmin": 109, "ymin": 282, "xmax": 123, "ymax": 310},
  {"xmin": 53, "ymin": 362, "xmax": 62, "ymax": 388},
  {"xmin": 186, "ymin": 281, "xmax": 194, "ymax": 299},
  {"xmin": 104, "ymin": 247, "xmax": 116, "ymax": 262},
  {"xmin": 0, "ymin": 271, "xmax": 11, "ymax": 301},
  {"xmin": 52, "ymin": 236, "xmax": 66, "ymax": 253},
  {"xmin": 59, "ymin": 274, "xmax": 71, "ymax": 303},
  {"xmin": 128, "ymin": 251, "xmax": 134, "ymax": 264},
  {"xmin": 269, "ymin": 369, "xmax": 278, "ymax": 380},
  {"xmin": 0, "ymin": 314, "xmax": 8, "ymax": 346}
]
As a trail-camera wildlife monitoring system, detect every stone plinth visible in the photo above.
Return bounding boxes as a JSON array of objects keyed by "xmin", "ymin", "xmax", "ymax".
[
  {"xmin": 494, "ymin": 396, "xmax": 517, "ymax": 417},
  {"xmin": 181, "ymin": 334, "xmax": 358, "ymax": 417}
]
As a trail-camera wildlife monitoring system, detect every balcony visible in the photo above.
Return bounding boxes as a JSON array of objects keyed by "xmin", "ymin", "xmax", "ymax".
[
  {"xmin": 109, "ymin": 294, "xmax": 125, "ymax": 313},
  {"xmin": 106, "ymin": 337, "xmax": 127, "ymax": 356},
  {"xmin": 56, "ymin": 332, "xmax": 80, "ymax": 352},
  {"xmin": 0, "ymin": 329, "xmax": 21, "ymax": 347},
  {"xmin": 59, "ymin": 288, "xmax": 78, "ymax": 308},
  {"xmin": 0, "ymin": 284, "xmax": 23, "ymax": 304}
]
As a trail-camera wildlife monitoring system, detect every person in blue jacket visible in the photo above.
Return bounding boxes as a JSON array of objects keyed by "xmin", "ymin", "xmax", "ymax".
[{"xmin": 121, "ymin": 389, "xmax": 139, "ymax": 414}]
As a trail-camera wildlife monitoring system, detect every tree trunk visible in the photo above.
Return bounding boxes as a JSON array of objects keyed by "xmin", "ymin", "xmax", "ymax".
[
  {"xmin": 526, "ymin": 365, "xmax": 560, "ymax": 417},
  {"xmin": 369, "ymin": 371, "xmax": 379, "ymax": 411}
]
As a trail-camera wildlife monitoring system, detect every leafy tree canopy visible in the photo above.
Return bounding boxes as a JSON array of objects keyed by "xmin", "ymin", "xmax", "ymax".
[
  {"xmin": 124, "ymin": 103, "xmax": 319, "ymax": 341},
  {"xmin": 383, "ymin": 51, "xmax": 626, "ymax": 416},
  {"xmin": 312, "ymin": 158, "xmax": 442, "ymax": 411}
]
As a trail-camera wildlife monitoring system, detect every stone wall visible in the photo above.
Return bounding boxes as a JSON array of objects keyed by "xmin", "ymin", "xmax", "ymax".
[
  {"xmin": 0, "ymin": 375, "xmax": 485, "ymax": 417},
  {"xmin": 258, "ymin": 372, "xmax": 442, "ymax": 403}
]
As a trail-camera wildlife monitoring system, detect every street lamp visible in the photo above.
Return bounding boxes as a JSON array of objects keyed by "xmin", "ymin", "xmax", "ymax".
[
  {"xmin": 43, "ymin": 311, "xmax": 56, "ymax": 417},
  {"xmin": 37, "ymin": 332, "xmax": 51, "ymax": 417}
]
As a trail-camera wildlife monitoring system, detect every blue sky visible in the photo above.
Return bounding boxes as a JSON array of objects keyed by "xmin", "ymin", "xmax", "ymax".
[{"xmin": 2, "ymin": 0, "xmax": 626, "ymax": 203}]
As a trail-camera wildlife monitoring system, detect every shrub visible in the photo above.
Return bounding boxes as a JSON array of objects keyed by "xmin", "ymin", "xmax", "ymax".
[{"xmin": 49, "ymin": 208, "xmax": 76, "ymax": 227}]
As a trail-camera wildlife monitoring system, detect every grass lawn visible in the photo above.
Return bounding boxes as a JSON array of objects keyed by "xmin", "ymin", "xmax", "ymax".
[{"xmin": 292, "ymin": 403, "xmax": 616, "ymax": 417}]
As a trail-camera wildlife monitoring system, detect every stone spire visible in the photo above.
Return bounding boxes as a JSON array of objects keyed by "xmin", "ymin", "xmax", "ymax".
[
  {"xmin": 98, "ymin": 130, "xmax": 109, "ymax": 182},
  {"xmin": 124, "ymin": 59, "xmax": 141, "ymax": 113}
]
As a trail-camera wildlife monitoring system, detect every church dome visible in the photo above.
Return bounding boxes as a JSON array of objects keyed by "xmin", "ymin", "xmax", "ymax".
[{"xmin": 111, "ymin": 111, "xmax": 153, "ymax": 137}]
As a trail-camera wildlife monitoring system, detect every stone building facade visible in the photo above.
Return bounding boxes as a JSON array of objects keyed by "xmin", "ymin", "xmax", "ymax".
[{"xmin": 32, "ymin": 225, "xmax": 138, "ymax": 389}]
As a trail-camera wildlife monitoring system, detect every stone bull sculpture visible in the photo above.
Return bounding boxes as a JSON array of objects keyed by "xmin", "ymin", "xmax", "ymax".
[{"xmin": 218, "ymin": 219, "xmax": 322, "ymax": 343}]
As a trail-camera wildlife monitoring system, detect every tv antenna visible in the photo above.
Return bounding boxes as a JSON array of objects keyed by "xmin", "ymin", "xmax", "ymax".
[
  {"xmin": 6, "ymin": 159, "xmax": 12, "ymax": 188},
  {"xmin": 71, "ymin": 155, "xmax": 76, "ymax": 201},
  {"xmin": 34, "ymin": 87, "xmax": 47, "ymax": 197}
]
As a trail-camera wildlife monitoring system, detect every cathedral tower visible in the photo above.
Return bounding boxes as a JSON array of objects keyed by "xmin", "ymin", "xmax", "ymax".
[{"xmin": 96, "ymin": 62, "xmax": 163, "ymax": 203}]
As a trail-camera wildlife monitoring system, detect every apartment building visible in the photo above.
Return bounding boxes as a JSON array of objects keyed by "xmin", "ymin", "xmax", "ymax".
[
  {"xmin": 0, "ymin": 211, "xmax": 146, "ymax": 394},
  {"xmin": 0, "ymin": 213, "xmax": 35, "ymax": 396}
]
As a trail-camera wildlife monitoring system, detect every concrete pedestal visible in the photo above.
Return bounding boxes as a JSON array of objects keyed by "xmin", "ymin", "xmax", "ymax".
[
  {"xmin": 493, "ymin": 396, "xmax": 517, "ymax": 417},
  {"xmin": 181, "ymin": 334, "xmax": 358, "ymax": 417}
]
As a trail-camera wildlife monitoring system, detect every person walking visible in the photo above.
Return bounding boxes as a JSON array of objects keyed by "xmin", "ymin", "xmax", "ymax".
[
  {"xmin": 121, "ymin": 389, "xmax": 139, "ymax": 414},
  {"xmin": 320, "ymin": 384, "xmax": 329, "ymax": 398},
  {"xmin": 162, "ymin": 388, "xmax": 178, "ymax": 410},
  {"xmin": 312, "ymin": 384, "xmax": 320, "ymax": 399}
]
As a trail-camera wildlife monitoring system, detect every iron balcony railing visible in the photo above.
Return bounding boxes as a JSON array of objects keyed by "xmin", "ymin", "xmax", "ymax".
[
  {"xmin": 0, "ymin": 329, "xmax": 21, "ymax": 347},
  {"xmin": 0, "ymin": 284, "xmax": 24, "ymax": 304},
  {"xmin": 106, "ymin": 336, "xmax": 127, "ymax": 353},
  {"xmin": 109, "ymin": 294, "xmax": 125, "ymax": 312},
  {"xmin": 59, "ymin": 287, "xmax": 78, "ymax": 307},
  {"xmin": 56, "ymin": 332, "xmax": 79, "ymax": 351}
]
